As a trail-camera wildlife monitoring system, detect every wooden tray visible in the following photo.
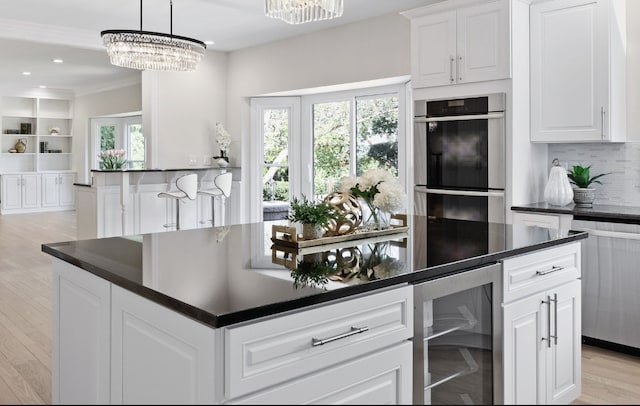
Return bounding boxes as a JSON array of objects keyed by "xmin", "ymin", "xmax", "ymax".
[{"xmin": 271, "ymin": 214, "xmax": 409, "ymax": 249}]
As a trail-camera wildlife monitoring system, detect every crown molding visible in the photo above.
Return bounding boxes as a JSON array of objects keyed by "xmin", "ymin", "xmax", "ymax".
[{"xmin": 0, "ymin": 17, "xmax": 102, "ymax": 50}]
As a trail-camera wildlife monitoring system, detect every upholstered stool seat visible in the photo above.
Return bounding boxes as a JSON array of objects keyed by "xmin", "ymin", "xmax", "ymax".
[
  {"xmin": 157, "ymin": 173, "xmax": 198, "ymax": 230},
  {"xmin": 197, "ymin": 172, "xmax": 232, "ymax": 226}
]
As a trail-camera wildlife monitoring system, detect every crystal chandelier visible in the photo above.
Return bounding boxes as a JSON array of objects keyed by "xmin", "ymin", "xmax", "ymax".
[
  {"xmin": 101, "ymin": 0, "xmax": 206, "ymax": 72},
  {"xmin": 265, "ymin": 0, "xmax": 344, "ymax": 25}
]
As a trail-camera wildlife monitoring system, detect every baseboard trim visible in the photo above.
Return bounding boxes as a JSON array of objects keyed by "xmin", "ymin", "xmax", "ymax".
[{"xmin": 582, "ymin": 336, "xmax": 640, "ymax": 357}]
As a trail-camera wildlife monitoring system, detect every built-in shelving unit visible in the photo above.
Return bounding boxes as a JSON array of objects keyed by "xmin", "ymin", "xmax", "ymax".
[
  {"xmin": 1, "ymin": 95, "xmax": 73, "ymax": 173},
  {"xmin": 0, "ymin": 95, "xmax": 75, "ymax": 214}
]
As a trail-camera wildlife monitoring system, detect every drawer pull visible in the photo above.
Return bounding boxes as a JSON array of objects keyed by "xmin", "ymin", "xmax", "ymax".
[
  {"xmin": 536, "ymin": 265, "xmax": 564, "ymax": 276},
  {"xmin": 311, "ymin": 326, "xmax": 369, "ymax": 347}
]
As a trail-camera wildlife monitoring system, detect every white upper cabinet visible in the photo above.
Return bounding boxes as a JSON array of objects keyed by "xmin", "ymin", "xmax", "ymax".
[
  {"xmin": 530, "ymin": 0, "xmax": 626, "ymax": 142},
  {"xmin": 406, "ymin": 0, "xmax": 511, "ymax": 88}
]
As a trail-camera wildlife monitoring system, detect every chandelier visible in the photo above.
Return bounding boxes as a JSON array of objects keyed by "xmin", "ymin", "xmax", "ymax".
[
  {"xmin": 265, "ymin": 0, "xmax": 344, "ymax": 25},
  {"xmin": 101, "ymin": 0, "xmax": 206, "ymax": 72}
]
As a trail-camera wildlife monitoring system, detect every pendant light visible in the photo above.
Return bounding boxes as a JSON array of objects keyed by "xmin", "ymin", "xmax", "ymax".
[
  {"xmin": 101, "ymin": 0, "xmax": 206, "ymax": 72},
  {"xmin": 265, "ymin": 0, "xmax": 344, "ymax": 25}
]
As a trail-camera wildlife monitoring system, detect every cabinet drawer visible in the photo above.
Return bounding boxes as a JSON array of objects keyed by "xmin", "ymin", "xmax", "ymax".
[
  {"xmin": 228, "ymin": 341, "xmax": 412, "ymax": 405},
  {"xmin": 502, "ymin": 242, "xmax": 580, "ymax": 303},
  {"xmin": 225, "ymin": 285, "xmax": 413, "ymax": 399}
]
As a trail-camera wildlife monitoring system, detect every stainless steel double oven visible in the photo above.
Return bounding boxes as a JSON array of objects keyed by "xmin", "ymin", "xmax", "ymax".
[{"xmin": 413, "ymin": 93, "xmax": 506, "ymax": 223}]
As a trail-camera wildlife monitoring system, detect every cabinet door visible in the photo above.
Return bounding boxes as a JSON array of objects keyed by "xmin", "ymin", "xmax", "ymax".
[
  {"xmin": 21, "ymin": 174, "xmax": 40, "ymax": 208},
  {"xmin": 503, "ymin": 291, "xmax": 547, "ymax": 405},
  {"xmin": 52, "ymin": 259, "xmax": 111, "ymax": 404},
  {"xmin": 230, "ymin": 341, "xmax": 412, "ymax": 405},
  {"xmin": 110, "ymin": 285, "xmax": 217, "ymax": 404},
  {"xmin": 411, "ymin": 11, "xmax": 457, "ymax": 87},
  {"xmin": 530, "ymin": 0, "xmax": 608, "ymax": 142},
  {"xmin": 1, "ymin": 174, "xmax": 22, "ymax": 210},
  {"xmin": 42, "ymin": 173, "xmax": 60, "ymax": 207},
  {"xmin": 546, "ymin": 280, "xmax": 581, "ymax": 404},
  {"xmin": 59, "ymin": 173, "xmax": 75, "ymax": 206},
  {"xmin": 456, "ymin": 0, "xmax": 510, "ymax": 83}
]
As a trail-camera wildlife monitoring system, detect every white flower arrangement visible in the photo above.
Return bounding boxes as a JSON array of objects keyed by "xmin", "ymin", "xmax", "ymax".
[
  {"xmin": 339, "ymin": 168, "xmax": 406, "ymax": 214},
  {"xmin": 98, "ymin": 149, "xmax": 127, "ymax": 170},
  {"xmin": 215, "ymin": 122, "xmax": 231, "ymax": 154}
]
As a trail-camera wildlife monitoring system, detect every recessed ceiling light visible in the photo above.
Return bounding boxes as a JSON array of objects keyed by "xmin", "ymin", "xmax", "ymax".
[
  {"xmin": 39, "ymin": 85, "xmax": 47, "ymax": 89},
  {"xmin": 53, "ymin": 58, "xmax": 64, "ymax": 63},
  {"xmin": 22, "ymin": 71, "xmax": 31, "ymax": 76},
  {"xmin": 204, "ymin": 40, "xmax": 215, "ymax": 45}
]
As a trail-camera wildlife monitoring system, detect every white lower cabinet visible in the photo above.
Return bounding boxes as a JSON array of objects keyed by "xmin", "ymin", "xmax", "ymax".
[
  {"xmin": 1, "ymin": 173, "xmax": 40, "ymax": 211},
  {"xmin": 502, "ymin": 242, "xmax": 582, "ymax": 405},
  {"xmin": 229, "ymin": 341, "xmax": 412, "ymax": 405},
  {"xmin": 52, "ymin": 259, "xmax": 414, "ymax": 405},
  {"xmin": 42, "ymin": 173, "xmax": 75, "ymax": 208}
]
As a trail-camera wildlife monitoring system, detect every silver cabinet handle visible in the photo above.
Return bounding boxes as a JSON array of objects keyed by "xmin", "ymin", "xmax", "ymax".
[
  {"xmin": 536, "ymin": 265, "xmax": 564, "ymax": 276},
  {"xmin": 541, "ymin": 296, "xmax": 552, "ymax": 348},
  {"xmin": 311, "ymin": 326, "xmax": 369, "ymax": 347},
  {"xmin": 458, "ymin": 55, "xmax": 463, "ymax": 81},
  {"xmin": 450, "ymin": 56, "xmax": 455, "ymax": 83},
  {"xmin": 551, "ymin": 293, "xmax": 558, "ymax": 345},
  {"xmin": 17, "ymin": 178, "xmax": 20, "ymax": 187},
  {"xmin": 601, "ymin": 107, "xmax": 607, "ymax": 140}
]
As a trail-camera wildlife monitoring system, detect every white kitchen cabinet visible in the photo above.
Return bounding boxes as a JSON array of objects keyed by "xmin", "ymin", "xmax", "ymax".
[
  {"xmin": 511, "ymin": 211, "xmax": 573, "ymax": 231},
  {"xmin": 406, "ymin": 0, "xmax": 510, "ymax": 88},
  {"xmin": 1, "ymin": 173, "xmax": 40, "ymax": 211},
  {"xmin": 52, "ymin": 259, "xmax": 111, "ymax": 405},
  {"xmin": 110, "ymin": 285, "xmax": 218, "ymax": 405},
  {"xmin": 530, "ymin": 0, "xmax": 626, "ymax": 142},
  {"xmin": 52, "ymin": 258, "xmax": 414, "ymax": 405},
  {"xmin": 229, "ymin": 342, "xmax": 412, "ymax": 405},
  {"xmin": 42, "ymin": 172, "xmax": 75, "ymax": 208},
  {"xmin": 502, "ymin": 242, "xmax": 582, "ymax": 405}
]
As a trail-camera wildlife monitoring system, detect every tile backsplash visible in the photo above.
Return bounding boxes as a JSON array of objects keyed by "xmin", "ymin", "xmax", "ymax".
[{"xmin": 548, "ymin": 142, "xmax": 640, "ymax": 206}]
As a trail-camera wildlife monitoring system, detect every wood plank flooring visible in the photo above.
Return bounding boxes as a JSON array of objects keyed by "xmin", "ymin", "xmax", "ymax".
[{"xmin": 0, "ymin": 210, "xmax": 638, "ymax": 404}]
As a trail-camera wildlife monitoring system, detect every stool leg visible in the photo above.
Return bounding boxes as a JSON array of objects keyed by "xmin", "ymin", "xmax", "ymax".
[
  {"xmin": 176, "ymin": 198, "xmax": 181, "ymax": 230},
  {"xmin": 211, "ymin": 195, "xmax": 216, "ymax": 226}
]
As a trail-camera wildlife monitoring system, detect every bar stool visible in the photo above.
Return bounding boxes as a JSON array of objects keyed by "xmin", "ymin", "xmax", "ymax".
[
  {"xmin": 198, "ymin": 172, "xmax": 232, "ymax": 226},
  {"xmin": 157, "ymin": 173, "xmax": 198, "ymax": 230}
]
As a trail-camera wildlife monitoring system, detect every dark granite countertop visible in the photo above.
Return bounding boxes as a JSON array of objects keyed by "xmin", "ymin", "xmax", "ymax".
[
  {"xmin": 91, "ymin": 167, "xmax": 239, "ymax": 173},
  {"xmin": 42, "ymin": 217, "xmax": 587, "ymax": 328},
  {"xmin": 512, "ymin": 202, "xmax": 640, "ymax": 225}
]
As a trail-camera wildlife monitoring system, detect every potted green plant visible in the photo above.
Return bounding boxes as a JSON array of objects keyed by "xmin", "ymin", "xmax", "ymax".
[
  {"xmin": 287, "ymin": 195, "xmax": 336, "ymax": 240},
  {"xmin": 567, "ymin": 164, "xmax": 609, "ymax": 207}
]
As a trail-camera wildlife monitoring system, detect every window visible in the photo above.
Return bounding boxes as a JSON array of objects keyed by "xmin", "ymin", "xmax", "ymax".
[
  {"xmin": 251, "ymin": 84, "xmax": 407, "ymax": 222},
  {"xmin": 90, "ymin": 115, "xmax": 144, "ymax": 172}
]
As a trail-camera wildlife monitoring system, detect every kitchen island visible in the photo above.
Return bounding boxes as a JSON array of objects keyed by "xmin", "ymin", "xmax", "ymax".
[
  {"xmin": 76, "ymin": 167, "xmax": 241, "ymax": 239},
  {"xmin": 42, "ymin": 217, "xmax": 587, "ymax": 404}
]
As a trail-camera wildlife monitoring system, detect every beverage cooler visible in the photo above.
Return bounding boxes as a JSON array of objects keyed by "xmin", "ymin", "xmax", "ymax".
[{"xmin": 413, "ymin": 263, "xmax": 503, "ymax": 405}]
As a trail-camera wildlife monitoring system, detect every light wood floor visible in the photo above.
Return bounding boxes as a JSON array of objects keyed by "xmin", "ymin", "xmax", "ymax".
[{"xmin": 0, "ymin": 211, "xmax": 638, "ymax": 404}]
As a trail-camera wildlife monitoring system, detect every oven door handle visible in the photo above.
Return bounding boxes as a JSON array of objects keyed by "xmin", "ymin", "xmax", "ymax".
[
  {"xmin": 421, "ymin": 188, "xmax": 505, "ymax": 198},
  {"xmin": 414, "ymin": 112, "xmax": 504, "ymax": 123},
  {"xmin": 571, "ymin": 227, "xmax": 640, "ymax": 240}
]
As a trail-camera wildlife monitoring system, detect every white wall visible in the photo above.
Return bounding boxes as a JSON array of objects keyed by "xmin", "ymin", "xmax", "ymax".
[
  {"xmin": 226, "ymin": 13, "xmax": 412, "ymax": 221},
  {"xmin": 627, "ymin": 0, "xmax": 640, "ymax": 140},
  {"xmin": 73, "ymin": 83, "xmax": 142, "ymax": 183},
  {"xmin": 142, "ymin": 51, "xmax": 228, "ymax": 169}
]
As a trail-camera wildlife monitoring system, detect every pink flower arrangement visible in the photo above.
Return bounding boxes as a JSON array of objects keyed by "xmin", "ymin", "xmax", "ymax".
[{"xmin": 98, "ymin": 149, "xmax": 127, "ymax": 170}]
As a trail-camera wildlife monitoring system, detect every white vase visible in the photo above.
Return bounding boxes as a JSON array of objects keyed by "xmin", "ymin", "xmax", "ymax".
[
  {"xmin": 544, "ymin": 160, "xmax": 573, "ymax": 206},
  {"xmin": 216, "ymin": 158, "xmax": 229, "ymax": 168}
]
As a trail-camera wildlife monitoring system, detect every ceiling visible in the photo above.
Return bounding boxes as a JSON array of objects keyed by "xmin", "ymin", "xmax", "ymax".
[{"xmin": 0, "ymin": 0, "xmax": 439, "ymax": 94}]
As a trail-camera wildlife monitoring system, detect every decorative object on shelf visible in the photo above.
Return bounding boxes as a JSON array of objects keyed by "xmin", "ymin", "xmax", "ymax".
[
  {"xmin": 567, "ymin": 164, "xmax": 610, "ymax": 207},
  {"xmin": 265, "ymin": 0, "xmax": 344, "ymax": 25},
  {"xmin": 20, "ymin": 123, "xmax": 31, "ymax": 135},
  {"xmin": 98, "ymin": 149, "xmax": 127, "ymax": 170},
  {"xmin": 14, "ymin": 138, "xmax": 26, "ymax": 153},
  {"xmin": 213, "ymin": 122, "xmax": 231, "ymax": 165},
  {"xmin": 287, "ymin": 195, "xmax": 335, "ymax": 240},
  {"xmin": 48, "ymin": 127, "xmax": 60, "ymax": 135},
  {"xmin": 100, "ymin": 0, "xmax": 206, "ymax": 72},
  {"xmin": 544, "ymin": 158, "xmax": 573, "ymax": 206},
  {"xmin": 322, "ymin": 192, "xmax": 362, "ymax": 236},
  {"xmin": 4, "ymin": 129, "xmax": 20, "ymax": 134},
  {"xmin": 339, "ymin": 168, "xmax": 406, "ymax": 231}
]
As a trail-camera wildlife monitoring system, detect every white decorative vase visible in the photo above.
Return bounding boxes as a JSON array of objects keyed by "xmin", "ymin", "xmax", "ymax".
[
  {"xmin": 544, "ymin": 159, "xmax": 573, "ymax": 206},
  {"xmin": 216, "ymin": 158, "xmax": 229, "ymax": 168},
  {"xmin": 302, "ymin": 223, "xmax": 324, "ymax": 240}
]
